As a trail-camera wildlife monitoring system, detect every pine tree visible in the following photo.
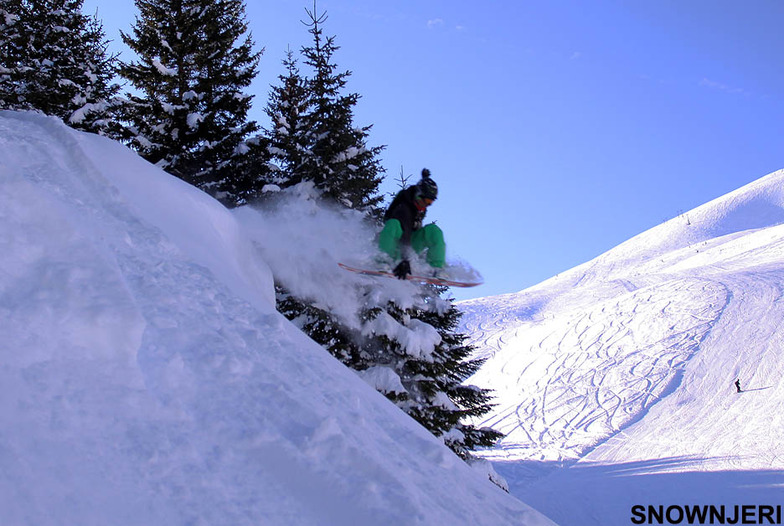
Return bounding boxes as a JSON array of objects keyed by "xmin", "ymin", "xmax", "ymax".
[
  {"xmin": 276, "ymin": 286, "xmax": 372, "ymax": 369},
  {"xmin": 0, "ymin": 0, "xmax": 25, "ymax": 98},
  {"xmin": 269, "ymin": 3, "xmax": 388, "ymax": 381},
  {"xmin": 217, "ymin": 130, "xmax": 272, "ymax": 207},
  {"xmin": 263, "ymin": 48, "xmax": 314, "ymax": 191},
  {"xmin": 266, "ymin": 3, "xmax": 502, "ymax": 463},
  {"xmin": 280, "ymin": 265, "xmax": 503, "ymax": 461},
  {"xmin": 299, "ymin": 3, "xmax": 384, "ymax": 211},
  {"xmin": 119, "ymin": 0, "xmax": 263, "ymax": 206},
  {"xmin": 401, "ymin": 290, "xmax": 504, "ymax": 459},
  {"xmin": 0, "ymin": 0, "xmax": 120, "ymax": 134}
]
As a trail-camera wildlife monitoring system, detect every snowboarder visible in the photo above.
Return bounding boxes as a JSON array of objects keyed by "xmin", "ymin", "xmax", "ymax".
[
  {"xmin": 378, "ymin": 168, "xmax": 445, "ymax": 279},
  {"xmin": 735, "ymin": 378, "xmax": 742, "ymax": 393}
]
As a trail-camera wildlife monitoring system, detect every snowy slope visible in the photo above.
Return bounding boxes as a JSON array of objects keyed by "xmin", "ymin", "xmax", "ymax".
[
  {"xmin": 460, "ymin": 168, "xmax": 784, "ymax": 524},
  {"xmin": 0, "ymin": 111, "xmax": 555, "ymax": 526}
]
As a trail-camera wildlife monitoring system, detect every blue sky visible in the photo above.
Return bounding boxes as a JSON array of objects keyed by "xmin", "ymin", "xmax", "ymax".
[{"xmin": 83, "ymin": 0, "xmax": 784, "ymax": 300}]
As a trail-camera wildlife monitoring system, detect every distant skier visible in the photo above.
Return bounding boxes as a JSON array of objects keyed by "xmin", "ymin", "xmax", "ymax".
[
  {"xmin": 378, "ymin": 168, "xmax": 445, "ymax": 279},
  {"xmin": 735, "ymin": 379, "xmax": 742, "ymax": 393}
]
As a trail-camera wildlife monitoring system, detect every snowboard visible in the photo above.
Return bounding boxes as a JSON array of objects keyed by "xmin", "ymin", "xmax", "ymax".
[{"xmin": 338, "ymin": 262, "xmax": 482, "ymax": 288}]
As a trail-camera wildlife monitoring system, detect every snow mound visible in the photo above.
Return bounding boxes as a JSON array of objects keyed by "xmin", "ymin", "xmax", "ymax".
[{"xmin": 0, "ymin": 111, "xmax": 554, "ymax": 526}]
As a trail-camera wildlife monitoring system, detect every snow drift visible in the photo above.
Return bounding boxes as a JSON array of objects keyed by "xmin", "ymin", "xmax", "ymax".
[
  {"xmin": 0, "ymin": 111, "xmax": 554, "ymax": 526},
  {"xmin": 460, "ymin": 167, "xmax": 784, "ymax": 525}
]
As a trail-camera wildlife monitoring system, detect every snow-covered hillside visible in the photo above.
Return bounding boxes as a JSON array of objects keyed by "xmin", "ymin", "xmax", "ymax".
[
  {"xmin": 0, "ymin": 111, "xmax": 554, "ymax": 526},
  {"xmin": 460, "ymin": 167, "xmax": 784, "ymax": 525}
]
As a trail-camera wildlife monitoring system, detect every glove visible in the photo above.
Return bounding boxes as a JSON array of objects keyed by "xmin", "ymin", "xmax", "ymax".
[{"xmin": 393, "ymin": 259, "xmax": 411, "ymax": 280}]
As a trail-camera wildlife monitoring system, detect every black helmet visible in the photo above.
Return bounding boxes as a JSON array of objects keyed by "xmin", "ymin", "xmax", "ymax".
[{"xmin": 416, "ymin": 168, "xmax": 438, "ymax": 200}]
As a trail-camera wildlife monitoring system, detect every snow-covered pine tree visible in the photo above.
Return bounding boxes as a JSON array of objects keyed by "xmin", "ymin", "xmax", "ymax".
[
  {"xmin": 0, "ymin": 0, "xmax": 119, "ymax": 134},
  {"xmin": 267, "ymin": 4, "xmax": 502, "ymax": 463},
  {"xmin": 279, "ymin": 259, "xmax": 503, "ymax": 461},
  {"xmin": 0, "ymin": 0, "xmax": 25, "ymax": 101},
  {"xmin": 263, "ymin": 48, "xmax": 314, "ymax": 191},
  {"xmin": 270, "ymin": 4, "xmax": 387, "ymax": 373},
  {"xmin": 119, "ymin": 0, "xmax": 263, "ymax": 206},
  {"xmin": 348, "ymin": 173, "xmax": 504, "ymax": 460},
  {"xmin": 299, "ymin": 4, "xmax": 385, "ymax": 212},
  {"xmin": 216, "ymin": 130, "xmax": 273, "ymax": 207},
  {"xmin": 397, "ymin": 289, "xmax": 504, "ymax": 459},
  {"xmin": 276, "ymin": 284, "xmax": 376, "ymax": 371}
]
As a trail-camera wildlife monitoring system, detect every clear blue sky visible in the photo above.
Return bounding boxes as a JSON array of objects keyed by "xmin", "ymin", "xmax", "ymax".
[{"xmin": 83, "ymin": 0, "xmax": 784, "ymax": 301}]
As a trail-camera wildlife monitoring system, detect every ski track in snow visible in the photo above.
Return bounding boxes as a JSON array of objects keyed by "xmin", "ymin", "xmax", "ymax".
[
  {"xmin": 588, "ymin": 265, "xmax": 784, "ymax": 468},
  {"xmin": 462, "ymin": 277, "xmax": 729, "ymax": 463},
  {"xmin": 508, "ymin": 262, "xmax": 784, "ymax": 526}
]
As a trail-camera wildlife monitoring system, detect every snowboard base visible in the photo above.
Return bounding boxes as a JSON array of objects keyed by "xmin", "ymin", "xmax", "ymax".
[{"xmin": 338, "ymin": 263, "xmax": 482, "ymax": 288}]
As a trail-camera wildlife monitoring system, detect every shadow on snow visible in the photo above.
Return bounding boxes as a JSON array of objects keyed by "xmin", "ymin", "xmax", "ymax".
[{"xmin": 494, "ymin": 457, "xmax": 784, "ymax": 526}]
